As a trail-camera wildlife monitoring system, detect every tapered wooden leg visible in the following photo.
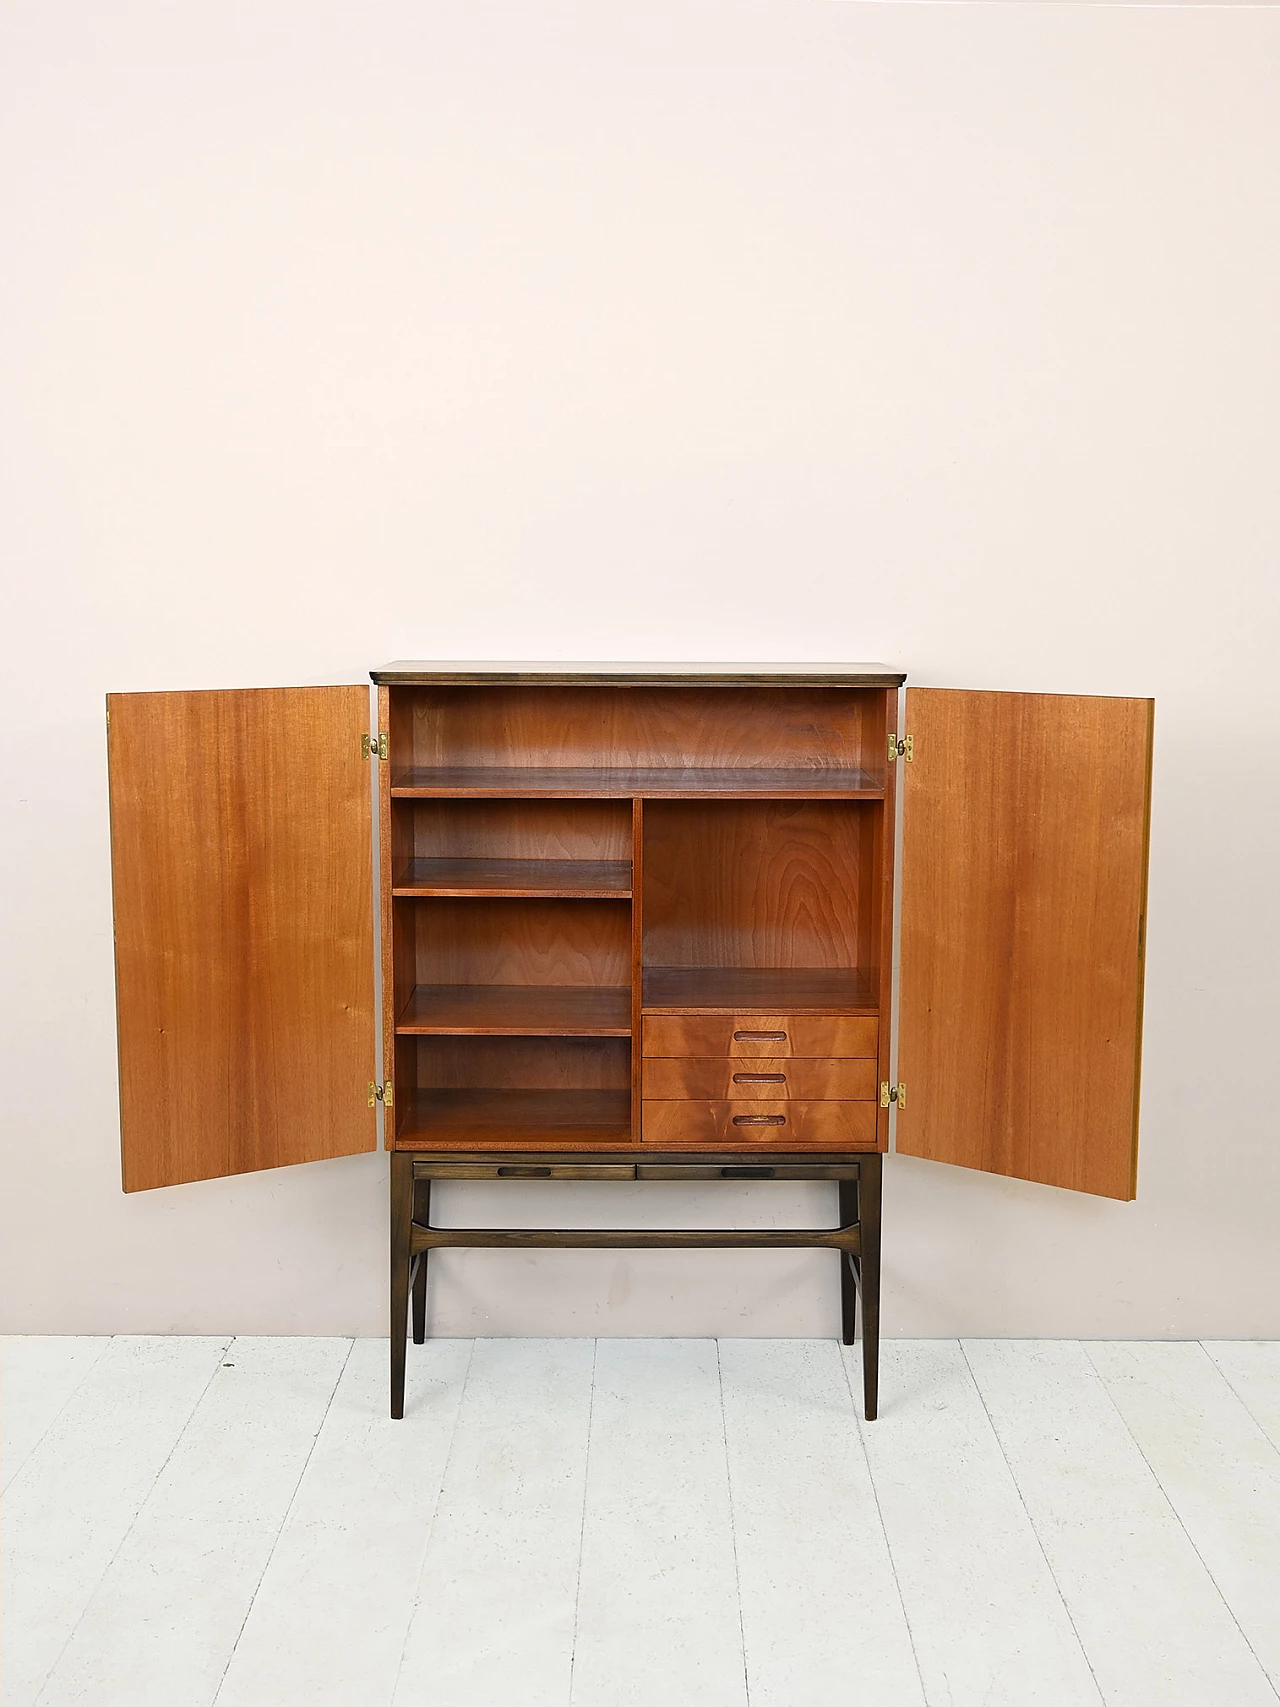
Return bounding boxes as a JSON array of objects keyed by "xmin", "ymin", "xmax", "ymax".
[
  {"xmin": 859, "ymin": 1152, "xmax": 882, "ymax": 1422},
  {"xmin": 838, "ymin": 1178, "xmax": 858, "ymax": 1347},
  {"xmin": 411, "ymin": 1178, "xmax": 431, "ymax": 1344},
  {"xmin": 390, "ymin": 1152, "xmax": 414, "ymax": 1420}
]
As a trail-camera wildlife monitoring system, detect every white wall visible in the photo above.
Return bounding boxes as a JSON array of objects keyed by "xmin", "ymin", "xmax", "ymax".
[{"xmin": 3, "ymin": 0, "xmax": 1278, "ymax": 1337}]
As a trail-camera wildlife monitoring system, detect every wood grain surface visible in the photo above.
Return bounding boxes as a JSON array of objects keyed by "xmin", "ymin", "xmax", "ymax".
[
  {"xmin": 642, "ymin": 800, "xmax": 868, "ymax": 971},
  {"xmin": 371, "ymin": 661, "xmax": 904, "ymax": 686},
  {"xmin": 397, "ymin": 798, "xmax": 631, "ymax": 860},
  {"xmin": 875, "ymin": 688, "xmax": 899, "ymax": 1148},
  {"xmin": 641, "ymin": 1100, "xmax": 878, "ymax": 1148},
  {"xmin": 897, "ymin": 688, "xmax": 1153, "ymax": 1200},
  {"xmin": 409, "ymin": 1035, "xmax": 630, "ymax": 1089},
  {"xmin": 642, "ymin": 1014, "xmax": 879, "ymax": 1058},
  {"xmin": 630, "ymin": 799, "xmax": 645, "ymax": 1142},
  {"xmin": 390, "ymin": 765, "xmax": 882, "ymax": 799},
  {"xmin": 401, "ymin": 685, "xmax": 881, "ymax": 771},
  {"xmin": 108, "ymin": 686, "xmax": 376, "ymax": 1191},
  {"xmin": 396, "ymin": 984, "xmax": 632, "ymax": 1036},
  {"xmin": 406, "ymin": 896, "xmax": 631, "ymax": 988},
  {"xmin": 642, "ymin": 1057, "xmax": 878, "ymax": 1101},
  {"xmin": 378, "ymin": 685, "xmax": 396, "ymax": 1143},
  {"xmin": 396, "ymin": 1088, "xmax": 631, "ymax": 1148},
  {"xmin": 391, "ymin": 857, "xmax": 631, "ymax": 897},
  {"xmin": 641, "ymin": 967, "xmax": 876, "ymax": 1014}
]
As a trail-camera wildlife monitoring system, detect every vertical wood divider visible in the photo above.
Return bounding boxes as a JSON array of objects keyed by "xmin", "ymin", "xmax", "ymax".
[{"xmin": 631, "ymin": 796, "xmax": 644, "ymax": 1143}]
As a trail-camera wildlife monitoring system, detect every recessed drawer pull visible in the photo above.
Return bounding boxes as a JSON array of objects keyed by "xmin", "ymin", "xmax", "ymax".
[
  {"xmin": 732, "ymin": 1072, "xmax": 786, "ymax": 1085},
  {"xmin": 721, "ymin": 1166, "xmax": 776, "ymax": 1178},
  {"xmin": 734, "ymin": 1030, "xmax": 787, "ymax": 1043},
  {"xmin": 732, "ymin": 1114, "xmax": 787, "ymax": 1126},
  {"xmin": 496, "ymin": 1166, "xmax": 552, "ymax": 1177}
]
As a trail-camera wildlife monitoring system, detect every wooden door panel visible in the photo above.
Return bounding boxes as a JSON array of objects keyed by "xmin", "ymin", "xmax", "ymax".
[
  {"xmin": 897, "ymin": 689, "xmax": 1153, "ymax": 1200},
  {"xmin": 108, "ymin": 686, "xmax": 376, "ymax": 1190}
]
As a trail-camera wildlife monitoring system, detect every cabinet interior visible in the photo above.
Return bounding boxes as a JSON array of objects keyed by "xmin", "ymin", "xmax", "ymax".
[{"xmin": 385, "ymin": 684, "xmax": 891, "ymax": 1149}]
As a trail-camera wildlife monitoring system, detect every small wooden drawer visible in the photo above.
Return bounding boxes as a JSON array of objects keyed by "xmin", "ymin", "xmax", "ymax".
[
  {"xmin": 411, "ymin": 1160, "xmax": 637, "ymax": 1180},
  {"xmin": 642, "ymin": 1014, "xmax": 878, "ymax": 1059},
  {"xmin": 643, "ymin": 1057, "xmax": 878, "ymax": 1102},
  {"xmin": 642, "ymin": 1100, "xmax": 878, "ymax": 1147}
]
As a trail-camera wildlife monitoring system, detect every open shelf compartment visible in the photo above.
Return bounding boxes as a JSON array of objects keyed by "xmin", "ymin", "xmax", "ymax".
[
  {"xmin": 392, "ymin": 895, "xmax": 632, "ymax": 1038},
  {"xmin": 393, "ymin": 1037, "xmax": 632, "ymax": 1149},
  {"xmin": 640, "ymin": 798, "xmax": 886, "ymax": 1017},
  {"xmin": 390, "ymin": 798, "xmax": 632, "ymax": 897},
  {"xmin": 387, "ymin": 684, "xmax": 888, "ymax": 799}
]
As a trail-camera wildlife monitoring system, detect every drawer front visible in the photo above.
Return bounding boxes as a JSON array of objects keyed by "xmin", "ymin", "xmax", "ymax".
[
  {"xmin": 643, "ymin": 1056, "xmax": 878, "ymax": 1102},
  {"xmin": 643, "ymin": 1014, "xmax": 879, "ymax": 1059},
  {"xmin": 642, "ymin": 1100, "xmax": 878, "ymax": 1148}
]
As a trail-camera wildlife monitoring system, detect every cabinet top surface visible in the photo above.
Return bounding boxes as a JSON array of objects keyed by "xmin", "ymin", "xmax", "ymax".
[{"xmin": 371, "ymin": 661, "xmax": 906, "ymax": 686}]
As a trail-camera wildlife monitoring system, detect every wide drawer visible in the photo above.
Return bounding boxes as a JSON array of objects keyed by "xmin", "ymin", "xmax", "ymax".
[
  {"xmin": 643, "ymin": 1014, "xmax": 879, "ymax": 1059},
  {"xmin": 642, "ymin": 1100, "xmax": 878, "ymax": 1147},
  {"xmin": 643, "ymin": 1057, "xmax": 878, "ymax": 1101}
]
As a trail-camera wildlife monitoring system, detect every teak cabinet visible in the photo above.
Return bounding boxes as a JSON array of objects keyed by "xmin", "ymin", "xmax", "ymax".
[{"xmin": 106, "ymin": 664, "xmax": 1154, "ymax": 1419}]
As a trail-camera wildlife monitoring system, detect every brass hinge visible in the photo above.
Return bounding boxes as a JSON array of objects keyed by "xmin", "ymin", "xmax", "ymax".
[
  {"xmin": 880, "ymin": 1081, "xmax": 906, "ymax": 1109},
  {"xmin": 887, "ymin": 733, "xmax": 913, "ymax": 763},
  {"xmin": 368, "ymin": 1081, "xmax": 394, "ymax": 1107},
  {"xmin": 362, "ymin": 733, "xmax": 389, "ymax": 761}
]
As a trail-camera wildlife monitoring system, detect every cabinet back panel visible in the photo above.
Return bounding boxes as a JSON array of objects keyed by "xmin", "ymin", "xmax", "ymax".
[
  {"xmin": 402, "ymin": 799, "xmax": 631, "ymax": 860},
  {"xmin": 642, "ymin": 800, "xmax": 865, "ymax": 969},
  {"xmin": 411, "ymin": 1036, "xmax": 630, "ymax": 1090},
  {"xmin": 408, "ymin": 898, "xmax": 630, "ymax": 986},
  {"xmin": 401, "ymin": 686, "xmax": 879, "ymax": 771}
]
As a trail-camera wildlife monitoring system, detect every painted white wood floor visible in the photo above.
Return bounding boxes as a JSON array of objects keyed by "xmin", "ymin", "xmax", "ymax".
[{"xmin": 4, "ymin": 1338, "xmax": 1280, "ymax": 1707}]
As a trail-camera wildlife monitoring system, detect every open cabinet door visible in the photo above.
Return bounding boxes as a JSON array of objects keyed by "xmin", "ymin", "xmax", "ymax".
[
  {"xmin": 897, "ymin": 689, "xmax": 1153, "ymax": 1200},
  {"xmin": 108, "ymin": 686, "xmax": 377, "ymax": 1191}
]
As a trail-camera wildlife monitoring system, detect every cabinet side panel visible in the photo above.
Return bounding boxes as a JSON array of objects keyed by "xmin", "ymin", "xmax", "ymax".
[
  {"xmin": 876, "ymin": 688, "xmax": 899, "ymax": 1151},
  {"xmin": 108, "ymin": 686, "xmax": 376, "ymax": 1190},
  {"xmin": 897, "ymin": 689, "xmax": 1153, "ymax": 1200},
  {"xmin": 380, "ymin": 685, "xmax": 397, "ymax": 1143}
]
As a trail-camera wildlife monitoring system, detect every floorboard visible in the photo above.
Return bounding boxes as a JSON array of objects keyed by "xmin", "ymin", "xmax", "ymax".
[
  {"xmin": 570, "ymin": 1339, "xmax": 746, "ymax": 1707},
  {"xmin": 6, "ymin": 1336, "xmax": 1280, "ymax": 1707},
  {"xmin": 1, "ymin": 1336, "xmax": 230, "ymax": 1707},
  {"xmin": 1203, "ymin": 1341, "xmax": 1280, "ymax": 1454},
  {"xmin": 1088, "ymin": 1341, "xmax": 1280, "ymax": 1695},
  {"xmin": 846, "ymin": 1339, "xmax": 1103, "ymax": 1707},
  {"xmin": 0, "ymin": 1337, "xmax": 107, "ymax": 1493},
  {"xmin": 719, "ymin": 1338, "xmax": 924, "ymax": 1707},
  {"xmin": 214, "ymin": 1338, "xmax": 472, "ymax": 1707},
  {"xmin": 393, "ymin": 1338, "xmax": 595, "ymax": 1707},
  {"xmin": 965, "ymin": 1339, "xmax": 1277, "ymax": 1707},
  {"xmin": 34, "ymin": 1337, "xmax": 351, "ymax": 1707}
]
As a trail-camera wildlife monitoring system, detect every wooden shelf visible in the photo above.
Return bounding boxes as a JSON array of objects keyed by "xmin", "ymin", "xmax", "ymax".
[
  {"xmin": 396, "ymin": 1088, "xmax": 632, "ymax": 1148},
  {"xmin": 642, "ymin": 966, "xmax": 877, "ymax": 1014},
  {"xmin": 391, "ymin": 766, "xmax": 883, "ymax": 800},
  {"xmin": 397, "ymin": 984, "xmax": 633, "ymax": 1036},
  {"xmin": 391, "ymin": 857, "xmax": 631, "ymax": 898}
]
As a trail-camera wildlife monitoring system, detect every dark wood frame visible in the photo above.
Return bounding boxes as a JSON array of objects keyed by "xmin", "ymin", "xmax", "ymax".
[{"xmin": 389, "ymin": 1150, "xmax": 882, "ymax": 1421}]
